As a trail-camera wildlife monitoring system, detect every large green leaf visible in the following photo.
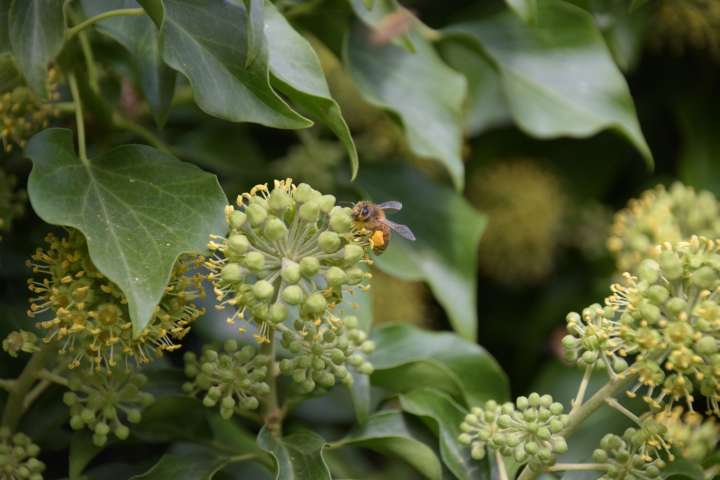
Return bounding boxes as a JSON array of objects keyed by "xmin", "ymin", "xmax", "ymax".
[
  {"xmin": 505, "ymin": 0, "xmax": 537, "ymax": 23},
  {"xmin": 345, "ymin": 22, "xmax": 467, "ymax": 190},
  {"xmin": 400, "ymin": 388, "xmax": 486, "ymax": 480},
  {"xmin": 257, "ymin": 427, "xmax": 332, "ymax": 480},
  {"xmin": 160, "ymin": 0, "xmax": 310, "ymax": 129},
  {"xmin": 332, "ymin": 410, "xmax": 443, "ymax": 480},
  {"xmin": 8, "ymin": 0, "xmax": 65, "ymax": 97},
  {"xmin": 263, "ymin": 2, "xmax": 358, "ymax": 179},
  {"xmin": 0, "ymin": 53, "xmax": 22, "ymax": 91},
  {"xmin": 138, "ymin": 0, "xmax": 164, "ymax": 27},
  {"xmin": 25, "ymin": 128, "xmax": 227, "ymax": 334},
  {"xmin": 444, "ymin": 0, "xmax": 652, "ymax": 167},
  {"xmin": 369, "ymin": 324, "xmax": 509, "ymax": 407},
  {"xmin": 81, "ymin": 0, "xmax": 176, "ymax": 126},
  {"xmin": 0, "ymin": 1, "xmax": 10, "ymax": 53},
  {"xmin": 131, "ymin": 450, "xmax": 231, "ymax": 480},
  {"xmin": 358, "ymin": 165, "xmax": 486, "ymax": 340},
  {"xmin": 439, "ymin": 40, "xmax": 511, "ymax": 136}
]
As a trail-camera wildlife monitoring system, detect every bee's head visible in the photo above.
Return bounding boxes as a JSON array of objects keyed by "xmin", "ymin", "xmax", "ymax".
[{"xmin": 352, "ymin": 201, "xmax": 373, "ymax": 221}]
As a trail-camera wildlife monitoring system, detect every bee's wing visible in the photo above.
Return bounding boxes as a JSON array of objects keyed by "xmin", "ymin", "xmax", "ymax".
[
  {"xmin": 384, "ymin": 220, "xmax": 416, "ymax": 241},
  {"xmin": 376, "ymin": 201, "xmax": 403, "ymax": 211}
]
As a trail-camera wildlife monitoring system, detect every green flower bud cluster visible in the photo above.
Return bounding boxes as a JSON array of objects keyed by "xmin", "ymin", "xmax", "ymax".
[
  {"xmin": 592, "ymin": 427, "xmax": 668, "ymax": 480},
  {"xmin": 1, "ymin": 67, "xmax": 61, "ymax": 153},
  {"xmin": 182, "ymin": 341, "xmax": 270, "ymax": 419},
  {"xmin": 26, "ymin": 230, "xmax": 205, "ymax": 372},
  {"xmin": 278, "ymin": 314, "xmax": 374, "ymax": 392},
  {"xmin": 459, "ymin": 393, "xmax": 569, "ymax": 469},
  {"xmin": 206, "ymin": 180, "xmax": 374, "ymax": 392},
  {"xmin": 651, "ymin": 0, "xmax": 720, "ymax": 61},
  {"xmin": 561, "ymin": 304, "xmax": 628, "ymax": 374},
  {"xmin": 0, "ymin": 428, "xmax": 45, "ymax": 480},
  {"xmin": 579, "ymin": 236, "xmax": 720, "ymax": 414},
  {"xmin": 467, "ymin": 159, "xmax": 566, "ymax": 286},
  {"xmin": 608, "ymin": 183, "xmax": 720, "ymax": 273},
  {"xmin": 656, "ymin": 406, "xmax": 719, "ymax": 462},
  {"xmin": 64, "ymin": 367, "xmax": 154, "ymax": 446},
  {"xmin": 1, "ymin": 330, "xmax": 39, "ymax": 358}
]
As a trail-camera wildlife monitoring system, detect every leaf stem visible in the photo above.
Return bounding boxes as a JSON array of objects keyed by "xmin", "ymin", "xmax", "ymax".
[
  {"xmin": 516, "ymin": 372, "xmax": 636, "ymax": 480},
  {"xmin": 65, "ymin": 8, "xmax": 145, "ymax": 40},
  {"xmin": 112, "ymin": 113, "xmax": 172, "ymax": 154},
  {"xmin": 67, "ymin": 73, "xmax": 89, "ymax": 166},
  {"xmin": 1, "ymin": 346, "xmax": 51, "ymax": 431},
  {"xmin": 495, "ymin": 450, "xmax": 509, "ymax": 480},
  {"xmin": 547, "ymin": 463, "xmax": 609, "ymax": 472},
  {"xmin": 260, "ymin": 335, "xmax": 281, "ymax": 435},
  {"xmin": 605, "ymin": 397, "xmax": 641, "ymax": 424},
  {"xmin": 571, "ymin": 365, "xmax": 593, "ymax": 414}
]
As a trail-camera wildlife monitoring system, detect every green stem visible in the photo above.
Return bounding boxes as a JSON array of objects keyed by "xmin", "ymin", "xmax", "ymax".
[
  {"xmin": 67, "ymin": 73, "xmax": 89, "ymax": 166},
  {"xmin": 22, "ymin": 380, "xmax": 50, "ymax": 411},
  {"xmin": 605, "ymin": 397, "xmax": 641, "ymax": 424},
  {"xmin": 112, "ymin": 113, "xmax": 172, "ymax": 154},
  {"xmin": 571, "ymin": 365, "xmax": 593, "ymax": 414},
  {"xmin": 547, "ymin": 463, "xmax": 608, "ymax": 472},
  {"xmin": 36, "ymin": 369, "xmax": 69, "ymax": 386},
  {"xmin": 260, "ymin": 336, "xmax": 281, "ymax": 435},
  {"xmin": 65, "ymin": 8, "xmax": 145, "ymax": 40},
  {"xmin": 66, "ymin": 8, "xmax": 99, "ymax": 93},
  {"xmin": 1, "ymin": 346, "xmax": 50, "ymax": 431},
  {"xmin": 516, "ymin": 373, "xmax": 635, "ymax": 480},
  {"xmin": 0, "ymin": 379, "xmax": 15, "ymax": 391},
  {"xmin": 495, "ymin": 450, "xmax": 509, "ymax": 480}
]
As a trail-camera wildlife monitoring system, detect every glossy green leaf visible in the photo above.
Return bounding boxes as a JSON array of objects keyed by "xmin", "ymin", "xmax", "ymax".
[
  {"xmin": 257, "ymin": 427, "xmax": 332, "ymax": 480},
  {"xmin": 439, "ymin": 40, "xmax": 511, "ymax": 136},
  {"xmin": 244, "ymin": 0, "xmax": 263, "ymax": 68},
  {"xmin": 348, "ymin": 0, "xmax": 414, "ymax": 52},
  {"xmin": 138, "ymin": 0, "xmax": 164, "ymax": 27},
  {"xmin": 345, "ymin": 23, "xmax": 467, "ymax": 190},
  {"xmin": 661, "ymin": 460, "xmax": 706, "ymax": 480},
  {"xmin": 264, "ymin": 1, "xmax": 358, "ymax": 179},
  {"xmin": 358, "ymin": 165, "xmax": 486, "ymax": 340},
  {"xmin": 8, "ymin": 0, "xmax": 65, "ymax": 97},
  {"xmin": 161, "ymin": 0, "xmax": 310, "ymax": 129},
  {"xmin": 69, "ymin": 432, "xmax": 104, "ymax": 479},
  {"xmin": 0, "ymin": 53, "xmax": 22, "ymax": 91},
  {"xmin": 131, "ymin": 452, "xmax": 230, "ymax": 480},
  {"xmin": 369, "ymin": 324, "xmax": 509, "ymax": 407},
  {"xmin": 333, "ymin": 410, "xmax": 443, "ymax": 480},
  {"xmin": 81, "ymin": 0, "xmax": 176, "ymax": 126},
  {"xmin": 505, "ymin": 0, "xmax": 537, "ymax": 23},
  {"xmin": 678, "ymin": 99, "xmax": 720, "ymax": 195},
  {"xmin": 444, "ymin": 0, "xmax": 652, "ymax": 167},
  {"xmin": 400, "ymin": 388, "xmax": 485, "ymax": 480},
  {"xmin": 25, "ymin": 128, "xmax": 227, "ymax": 334}
]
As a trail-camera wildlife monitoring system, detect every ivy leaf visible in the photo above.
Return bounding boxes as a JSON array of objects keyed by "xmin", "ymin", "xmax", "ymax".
[
  {"xmin": 8, "ymin": 0, "xmax": 65, "ymax": 97},
  {"xmin": 661, "ymin": 460, "xmax": 706, "ymax": 480},
  {"xmin": 264, "ymin": 1, "xmax": 358, "ymax": 179},
  {"xmin": 80, "ymin": 0, "xmax": 176, "ymax": 127},
  {"xmin": 137, "ymin": 0, "xmax": 164, "ymax": 27},
  {"xmin": 400, "ymin": 388, "xmax": 485, "ymax": 480},
  {"xmin": 345, "ymin": 23, "xmax": 467, "ymax": 190},
  {"xmin": 0, "ymin": 54, "xmax": 23, "ymax": 91},
  {"xmin": 358, "ymin": 165, "xmax": 485, "ymax": 340},
  {"xmin": 333, "ymin": 410, "xmax": 443, "ymax": 480},
  {"xmin": 505, "ymin": 0, "xmax": 537, "ymax": 23},
  {"xmin": 369, "ymin": 324, "xmax": 509, "ymax": 407},
  {"xmin": 130, "ymin": 451, "xmax": 230, "ymax": 480},
  {"xmin": 69, "ymin": 432, "xmax": 105, "ymax": 479},
  {"xmin": 161, "ymin": 0, "xmax": 310, "ymax": 129},
  {"xmin": 439, "ymin": 40, "xmax": 511, "ymax": 136},
  {"xmin": 444, "ymin": 0, "xmax": 653, "ymax": 167},
  {"xmin": 257, "ymin": 427, "xmax": 332, "ymax": 480},
  {"xmin": 25, "ymin": 128, "xmax": 227, "ymax": 334},
  {"xmin": 0, "ymin": 1, "xmax": 10, "ymax": 53}
]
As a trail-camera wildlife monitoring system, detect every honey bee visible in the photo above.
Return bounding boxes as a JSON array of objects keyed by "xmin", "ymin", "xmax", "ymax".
[{"xmin": 352, "ymin": 201, "xmax": 416, "ymax": 254}]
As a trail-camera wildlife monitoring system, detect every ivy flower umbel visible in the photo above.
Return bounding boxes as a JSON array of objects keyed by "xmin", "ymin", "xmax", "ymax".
[
  {"xmin": 27, "ymin": 230, "xmax": 205, "ymax": 371},
  {"xmin": 460, "ymin": 393, "xmax": 569, "ymax": 469},
  {"xmin": 592, "ymin": 428, "xmax": 667, "ymax": 480},
  {"xmin": 0, "ymin": 428, "xmax": 45, "ymax": 480},
  {"xmin": 566, "ymin": 236, "xmax": 720, "ymax": 414},
  {"xmin": 607, "ymin": 183, "xmax": 720, "ymax": 272},
  {"xmin": 656, "ymin": 406, "xmax": 719, "ymax": 462},
  {"xmin": 182, "ymin": 340, "xmax": 270, "ymax": 418},
  {"xmin": 205, "ymin": 180, "xmax": 375, "ymax": 392},
  {"xmin": 64, "ymin": 367, "xmax": 154, "ymax": 446}
]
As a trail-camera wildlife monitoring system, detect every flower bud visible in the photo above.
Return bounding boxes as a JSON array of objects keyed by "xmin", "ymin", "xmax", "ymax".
[
  {"xmin": 299, "ymin": 200, "xmax": 320, "ymax": 222},
  {"xmin": 300, "ymin": 256, "xmax": 320, "ymax": 277},
  {"xmin": 281, "ymin": 285, "xmax": 304, "ymax": 305},
  {"xmin": 318, "ymin": 231, "xmax": 341, "ymax": 253},
  {"xmin": 252, "ymin": 280, "xmax": 274, "ymax": 300},
  {"xmin": 221, "ymin": 263, "xmax": 244, "ymax": 283},
  {"xmin": 281, "ymin": 260, "xmax": 301, "ymax": 284},
  {"xmin": 246, "ymin": 203, "xmax": 268, "ymax": 226},
  {"xmin": 325, "ymin": 267, "xmax": 347, "ymax": 287},
  {"xmin": 263, "ymin": 217, "xmax": 288, "ymax": 241},
  {"xmin": 229, "ymin": 210, "xmax": 247, "ymax": 229},
  {"xmin": 268, "ymin": 188, "xmax": 292, "ymax": 212},
  {"xmin": 318, "ymin": 194, "xmax": 336, "ymax": 213},
  {"xmin": 244, "ymin": 251, "xmax": 265, "ymax": 271},
  {"xmin": 304, "ymin": 293, "xmax": 327, "ymax": 314},
  {"xmin": 227, "ymin": 234, "xmax": 250, "ymax": 256}
]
